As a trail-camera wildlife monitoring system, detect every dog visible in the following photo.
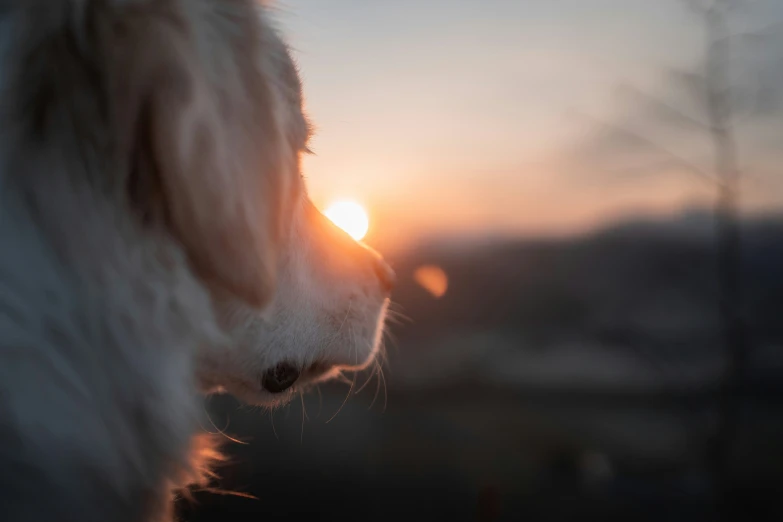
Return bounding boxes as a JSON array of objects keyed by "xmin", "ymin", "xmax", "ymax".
[{"xmin": 0, "ymin": 1, "xmax": 392, "ymax": 521}]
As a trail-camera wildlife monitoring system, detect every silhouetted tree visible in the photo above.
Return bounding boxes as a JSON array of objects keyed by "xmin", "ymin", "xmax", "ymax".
[
  {"xmin": 575, "ymin": 0, "xmax": 782, "ymax": 515},
  {"xmin": 692, "ymin": 2, "xmax": 746, "ymax": 517}
]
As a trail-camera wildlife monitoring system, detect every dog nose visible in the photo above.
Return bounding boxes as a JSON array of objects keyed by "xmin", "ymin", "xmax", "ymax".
[
  {"xmin": 262, "ymin": 362, "xmax": 300, "ymax": 394},
  {"xmin": 373, "ymin": 258, "xmax": 396, "ymax": 293}
]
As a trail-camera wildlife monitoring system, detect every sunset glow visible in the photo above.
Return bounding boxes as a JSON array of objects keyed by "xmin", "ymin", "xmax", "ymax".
[
  {"xmin": 285, "ymin": 1, "xmax": 783, "ymax": 251},
  {"xmin": 324, "ymin": 200, "xmax": 370, "ymax": 241}
]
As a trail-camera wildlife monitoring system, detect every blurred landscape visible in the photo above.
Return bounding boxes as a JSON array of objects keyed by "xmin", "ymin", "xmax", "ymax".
[
  {"xmin": 179, "ymin": 1, "xmax": 783, "ymax": 521},
  {"xmin": 179, "ymin": 209, "xmax": 783, "ymax": 522}
]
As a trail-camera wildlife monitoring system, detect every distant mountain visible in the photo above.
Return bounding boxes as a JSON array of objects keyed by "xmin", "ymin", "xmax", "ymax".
[{"xmin": 384, "ymin": 212, "xmax": 783, "ymax": 391}]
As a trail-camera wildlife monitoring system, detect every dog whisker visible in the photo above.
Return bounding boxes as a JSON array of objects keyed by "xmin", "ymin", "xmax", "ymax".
[
  {"xmin": 299, "ymin": 391, "xmax": 306, "ymax": 444},
  {"xmin": 200, "ymin": 403, "xmax": 248, "ymax": 446},
  {"xmin": 386, "ymin": 302, "xmax": 413, "ymax": 324},
  {"xmin": 191, "ymin": 488, "xmax": 258, "ymax": 501},
  {"xmin": 334, "ymin": 299, "xmax": 353, "ymax": 340},
  {"xmin": 326, "ymin": 374, "xmax": 355, "ymax": 424},
  {"xmin": 334, "ymin": 371, "xmax": 353, "ymax": 385},
  {"xmin": 203, "ymin": 413, "xmax": 247, "ymax": 446},
  {"xmin": 369, "ymin": 360, "xmax": 383, "ymax": 411},
  {"xmin": 326, "ymin": 326, "xmax": 358, "ymax": 424},
  {"xmin": 379, "ymin": 366, "xmax": 389, "ymax": 413},
  {"xmin": 269, "ymin": 410, "xmax": 279, "ymax": 441},
  {"xmin": 315, "ymin": 385, "xmax": 324, "ymax": 419},
  {"xmin": 355, "ymin": 363, "xmax": 379, "ymax": 395},
  {"xmin": 300, "ymin": 390, "xmax": 310, "ymax": 422},
  {"xmin": 379, "ymin": 330, "xmax": 395, "ymax": 362}
]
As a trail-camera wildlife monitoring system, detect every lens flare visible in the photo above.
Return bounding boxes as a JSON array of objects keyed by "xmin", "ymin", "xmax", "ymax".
[{"xmin": 414, "ymin": 265, "xmax": 449, "ymax": 298}]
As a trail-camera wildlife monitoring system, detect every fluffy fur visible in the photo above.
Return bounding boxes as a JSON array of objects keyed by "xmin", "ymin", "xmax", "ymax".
[{"xmin": 0, "ymin": 1, "xmax": 391, "ymax": 521}]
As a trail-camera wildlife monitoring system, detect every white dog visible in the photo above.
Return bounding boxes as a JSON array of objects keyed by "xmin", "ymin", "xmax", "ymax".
[{"xmin": 0, "ymin": 1, "xmax": 392, "ymax": 521}]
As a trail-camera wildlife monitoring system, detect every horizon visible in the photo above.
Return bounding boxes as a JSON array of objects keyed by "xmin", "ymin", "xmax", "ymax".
[{"xmin": 378, "ymin": 204, "xmax": 783, "ymax": 257}]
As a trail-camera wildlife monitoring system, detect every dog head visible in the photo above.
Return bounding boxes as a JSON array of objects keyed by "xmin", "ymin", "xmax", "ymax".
[
  {"xmin": 204, "ymin": 196, "xmax": 394, "ymax": 406},
  {"xmin": 94, "ymin": 0, "xmax": 392, "ymax": 406},
  {"xmin": 193, "ymin": 7, "xmax": 394, "ymax": 405}
]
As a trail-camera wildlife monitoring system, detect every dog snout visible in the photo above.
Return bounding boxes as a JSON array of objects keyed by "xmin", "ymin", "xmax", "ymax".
[
  {"xmin": 374, "ymin": 258, "xmax": 395, "ymax": 293},
  {"xmin": 364, "ymin": 247, "xmax": 395, "ymax": 293},
  {"xmin": 309, "ymin": 202, "xmax": 395, "ymax": 293}
]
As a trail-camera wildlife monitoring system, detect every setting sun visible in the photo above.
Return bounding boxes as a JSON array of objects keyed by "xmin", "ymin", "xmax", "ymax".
[{"xmin": 324, "ymin": 200, "xmax": 370, "ymax": 241}]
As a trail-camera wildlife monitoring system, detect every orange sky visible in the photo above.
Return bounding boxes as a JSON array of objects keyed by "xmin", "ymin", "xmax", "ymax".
[{"xmin": 278, "ymin": 0, "xmax": 783, "ymax": 251}]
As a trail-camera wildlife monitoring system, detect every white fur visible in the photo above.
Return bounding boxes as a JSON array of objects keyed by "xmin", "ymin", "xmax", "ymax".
[{"xmin": 0, "ymin": 1, "xmax": 391, "ymax": 521}]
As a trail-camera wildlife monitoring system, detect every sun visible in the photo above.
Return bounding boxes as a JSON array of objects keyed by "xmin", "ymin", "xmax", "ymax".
[{"xmin": 324, "ymin": 200, "xmax": 370, "ymax": 241}]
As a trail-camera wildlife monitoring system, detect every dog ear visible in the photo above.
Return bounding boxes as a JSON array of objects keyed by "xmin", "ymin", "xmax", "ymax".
[{"xmin": 110, "ymin": 5, "xmax": 287, "ymax": 309}]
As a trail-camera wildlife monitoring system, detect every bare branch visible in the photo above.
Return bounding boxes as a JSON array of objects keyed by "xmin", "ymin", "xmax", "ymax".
[
  {"xmin": 570, "ymin": 109, "xmax": 717, "ymax": 184},
  {"xmin": 665, "ymin": 67, "xmax": 709, "ymax": 113},
  {"xmin": 614, "ymin": 83, "xmax": 709, "ymax": 133},
  {"xmin": 605, "ymin": 158, "xmax": 719, "ymax": 187}
]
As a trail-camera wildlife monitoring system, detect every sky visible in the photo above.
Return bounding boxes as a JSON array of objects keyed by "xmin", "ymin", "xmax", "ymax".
[{"xmin": 274, "ymin": 0, "xmax": 783, "ymax": 250}]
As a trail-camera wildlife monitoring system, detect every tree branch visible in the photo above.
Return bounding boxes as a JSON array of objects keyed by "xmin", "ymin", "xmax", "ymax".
[{"xmin": 571, "ymin": 109, "xmax": 718, "ymax": 185}]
